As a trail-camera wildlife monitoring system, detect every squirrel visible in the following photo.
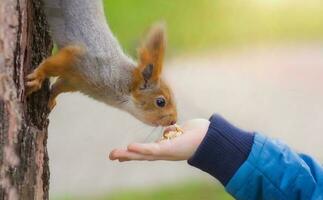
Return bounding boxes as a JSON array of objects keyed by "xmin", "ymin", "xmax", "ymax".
[{"xmin": 26, "ymin": 0, "xmax": 177, "ymax": 127}]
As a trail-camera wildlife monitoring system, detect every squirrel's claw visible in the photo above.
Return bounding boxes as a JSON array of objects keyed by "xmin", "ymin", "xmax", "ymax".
[
  {"xmin": 25, "ymin": 72, "xmax": 43, "ymax": 96},
  {"xmin": 26, "ymin": 73, "xmax": 36, "ymax": 80}
]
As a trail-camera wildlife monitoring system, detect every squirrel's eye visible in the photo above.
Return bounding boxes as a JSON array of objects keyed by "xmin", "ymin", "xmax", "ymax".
[{"xmin": 155, "ymin": 97, "xmax": 166, "ymax": 108}]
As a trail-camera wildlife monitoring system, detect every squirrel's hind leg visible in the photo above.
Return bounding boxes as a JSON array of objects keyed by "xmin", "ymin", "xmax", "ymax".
[
  {"xmin": 48, "ymin": 78, "xmax": 77, "ymax": 110},
  {"xmin": 26, "ymin": 45, "xmax": 84, "ymax": 95}
]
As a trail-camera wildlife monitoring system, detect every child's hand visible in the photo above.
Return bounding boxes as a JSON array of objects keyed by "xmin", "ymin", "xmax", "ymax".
[{"xmin": 109, "ymin": 119, "xmax": 210, "ymax": 162}]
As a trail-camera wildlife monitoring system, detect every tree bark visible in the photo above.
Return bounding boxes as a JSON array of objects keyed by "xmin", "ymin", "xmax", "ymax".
[{"xmin": 0, "ymin": 0, "xmax": 52, "ymax": 199}]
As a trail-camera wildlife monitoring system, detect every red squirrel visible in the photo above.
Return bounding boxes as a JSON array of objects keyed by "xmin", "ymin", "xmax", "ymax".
[{"xmin": 26, "ymin": 0, "xmax": 177, "ymax": 127}]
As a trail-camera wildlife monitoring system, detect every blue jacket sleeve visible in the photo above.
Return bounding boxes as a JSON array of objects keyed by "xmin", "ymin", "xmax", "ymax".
[{"xmin": 188, "ymin": 114, "xmax": 323, "ymax": 200}]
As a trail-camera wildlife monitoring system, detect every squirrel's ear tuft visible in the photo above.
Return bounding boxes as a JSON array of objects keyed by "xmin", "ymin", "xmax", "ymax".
[
  {"xmin": 134, "ymin": 23, "xmax": 166, "ymax": 91},
  {"xmin": 137, "ymin": 23, "xmax": 166, "ymax": 79},
  {"xmin": 144, "ymin": 23, "xmax": 166, "ymax": 55}
]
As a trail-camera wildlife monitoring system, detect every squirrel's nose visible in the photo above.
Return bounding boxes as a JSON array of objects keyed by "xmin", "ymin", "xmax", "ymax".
[{"xmin": 169, "ymin": 120, "xmax": 176, "ymax": 125}]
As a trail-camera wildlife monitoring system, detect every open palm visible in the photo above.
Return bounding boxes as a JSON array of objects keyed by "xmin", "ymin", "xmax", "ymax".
[{"xmin": 109, "ymin": 119, "xmax": 210, "ymax": 162}]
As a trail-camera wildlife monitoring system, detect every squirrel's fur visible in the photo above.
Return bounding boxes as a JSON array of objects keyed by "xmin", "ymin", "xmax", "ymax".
[{"xmin": 26, "ymin": 0, "xmax": 177, "ymax": 126}]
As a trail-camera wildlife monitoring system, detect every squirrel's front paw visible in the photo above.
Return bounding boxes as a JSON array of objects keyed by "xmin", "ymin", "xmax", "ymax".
[{"xmin": 25, "ymin": 72, "xmax": 44, "ymax": 95}]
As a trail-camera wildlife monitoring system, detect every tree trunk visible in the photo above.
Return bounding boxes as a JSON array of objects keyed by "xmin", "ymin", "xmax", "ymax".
[{"xmin": 0, "ymin": 0, "xmax": 52, "ymax": 199}]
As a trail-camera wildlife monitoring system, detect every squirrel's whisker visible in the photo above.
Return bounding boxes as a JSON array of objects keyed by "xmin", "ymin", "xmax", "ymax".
[{"xmin": 143, "ymin": 126, "xmax": 159, "ymax": 143}]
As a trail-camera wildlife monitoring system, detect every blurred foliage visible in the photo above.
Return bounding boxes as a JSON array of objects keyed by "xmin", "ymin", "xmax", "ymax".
[
  {"xmin": 54, "ymin": 180, "xmax": 233, "ymax": 200},
  {"xmin": 103, "ymin": 0, "xmax": 323, "ymax": 55}
]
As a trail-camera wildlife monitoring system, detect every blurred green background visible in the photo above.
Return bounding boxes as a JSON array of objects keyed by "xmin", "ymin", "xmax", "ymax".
[
  {"xmin": 55, "ymin": 181, "xmax": 233, "ymax": 200},
  {"xmin": 104, "ymin": 0, "xmax": 323, "ymax": 56},
  {"xmin": 53, "ymin": 0, "xmax": 323, "ymax": 199}
]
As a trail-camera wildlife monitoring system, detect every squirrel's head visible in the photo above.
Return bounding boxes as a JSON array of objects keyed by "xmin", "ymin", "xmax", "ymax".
[{"xmin": 129, "ymin": 24, "xmax": 177, "ymax": 127}]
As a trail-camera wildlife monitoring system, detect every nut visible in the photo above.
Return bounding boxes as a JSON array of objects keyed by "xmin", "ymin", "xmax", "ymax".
[{"xmin": 162, "ymin": 124, "xmax": 183, "ymax": 140}]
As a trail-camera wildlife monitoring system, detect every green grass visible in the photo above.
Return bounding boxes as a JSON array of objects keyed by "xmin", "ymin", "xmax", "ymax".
[
  {"xmin": 53, "ymin": 180, "xmax": 233, "ymax": 200},
  {"xmin": 103, "ymin": 0, "xmax": 323, "ymax": 56}
]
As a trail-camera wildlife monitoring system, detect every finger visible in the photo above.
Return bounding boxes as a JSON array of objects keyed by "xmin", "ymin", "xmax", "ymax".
[
  {"xmin": 116, "ymin": 151, "xmax": 174, "ymax": 162},
  {"xmin": 118, "ymin": 157, "xmax": 130, "ymax": 162},
  {"xmin": 127, "ymin": 143, "xmax": 163, "ymax": 156},
  {"xmin": 118, "ymin": 155, "xmax": 171, "ymax": 162},
  {"xmin": 127, "ymin": 140, "xmax": 175, "ymax": 157},
  {"xmin": 109, "ymin": 149, "xmax": 120, "ymax": 160},
  {"xmin": 109, "ymin": 148, "xmax": 156, "ymax": 161}
]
